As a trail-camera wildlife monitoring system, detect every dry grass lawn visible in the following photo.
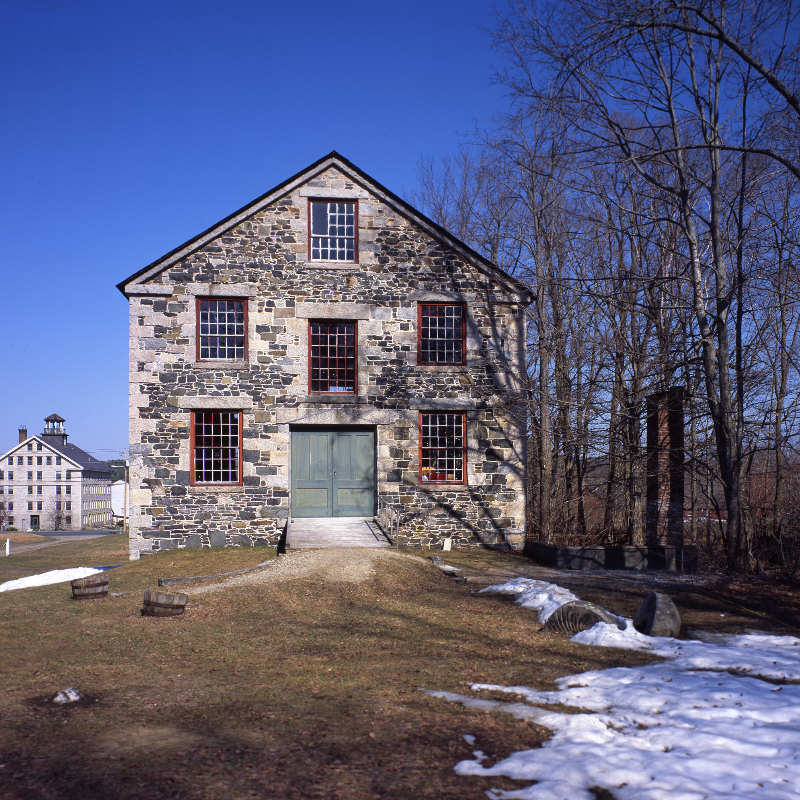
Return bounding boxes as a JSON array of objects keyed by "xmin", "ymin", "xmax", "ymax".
[{"xmin": 1, "ymin": 536, "xmax": 796, "ymax": 800}]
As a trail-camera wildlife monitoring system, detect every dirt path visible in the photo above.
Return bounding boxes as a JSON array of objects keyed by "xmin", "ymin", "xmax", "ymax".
[{"xmin": 183, "ymin": 548, "xmax": 430, "ymax": 594}]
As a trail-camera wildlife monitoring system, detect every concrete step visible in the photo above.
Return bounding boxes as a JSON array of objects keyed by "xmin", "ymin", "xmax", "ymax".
[{"xmin": 288, "ymin": 517, "xmax": 391, "ymax": 549}]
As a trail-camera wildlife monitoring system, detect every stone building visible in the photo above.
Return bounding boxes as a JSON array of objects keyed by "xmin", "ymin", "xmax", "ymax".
[
  {"xmin": 0, "ymin": 415, "xmax": 113, "ymax": 531},
  {"xmin": 117, "ymin": 153, "xmax": 531, "ymax": 555}
]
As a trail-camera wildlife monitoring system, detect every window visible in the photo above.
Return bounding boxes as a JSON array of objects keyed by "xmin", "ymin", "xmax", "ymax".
[
  {"xmin": 197, "ymin": 298, "xmax": 247, "ymax": 361},
  {"xmin": 65, "ymin": 516, "xmax": 71, "ymax": 525},
  {"xmin": 65, "ymin": 486, "xmax": 71, "ymax": 495},
  {"xmin": 37, "ymin": 443, "xmax": 42, "ymax": 451},
  {"xmin": 66, "ymin": 471, "xmax": 71, "ymax": 480},
  {"xmin": 37, "ymin": 486, "xmax": 42, "ymax": 495},
  {"xmin": 309, "ymin": 321, "xmax": 356, "ymax": 393},
  {"xmin": 17, "ymin": 457, "xmax": 22, "ymax": 465},
  {"xmin": 0, "ymin": 470, "xmax": 3, "ymax": 480},
  {"xmin": 46, "ymin": 456, "xmax": 52, "ymax": 465},
  {"xmin": 27, "ymin": 472, "xmax": 32, "ymax": 480},
  {"xmin": 6, "ymin": 457, "xmax": 11, "ymax": 466},
  {"xmin": 37, "ymin": 501, "xmax": 42, "ymax": 510},
  {"xmin": 27, "ymin": 457, "xmax": 32, "ymax": 465},
  {"xmin": 419, "ymin": 413, "xmax": 466, "ymax": 484},
  {"xmin": 27, "ymin": 443, "xmax": 32, "ymax": 451},
  {"xmin": 27, "ymin": 502, "xmax": 33, "ymax": 511},
  {"xmin": 309, "ymin": 200, "xmax": 357, "ymax": 262},
  {"xmin": 56, "ymin": 457, "xmax": 61, "ymax": 466},
  {"xmin": 56, "ymin": 472, "xmax": 61, "ymax": 481},
  {"xmin": 66, "ymin": 502, "xmax": 71, "ymax": 511},
  {"xmin": 36, "ymin": 471, "xmax": 42, "ymax": 480},
  {"xmin": 191, "ymin": 411, "xmax": 241, "ymax": 485},
  {"xmin": 55, "ymin": 501, "xmax": 61, "ymax": 511},
  {"xmin": 0, "ymin": 487, "xmax": 3, "ymax": 494},
  {"xmin": 27, "ymin": 486, "xmax": 33, "ymax": 495},
  {"xmin": 8, "ymin": 486, "xmax": 12, "ymax": 494},
  {"xmin": 37, "ymin": 457, "xmax": 42, "ymax": 465},
  {"xmin": 56, "ymin": 486, "xmax": 61, "ymax": 495},
  {"xmin": 418, "ymin": 303, "xmax": 466, "ymax": 364},
  {"xmin": 6, "ymin": 502, "xmax": 11, "ymax": 511}
]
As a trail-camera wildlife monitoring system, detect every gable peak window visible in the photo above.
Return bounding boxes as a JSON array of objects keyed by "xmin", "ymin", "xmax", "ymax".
[
  {"xmin": 309, "ymin": 200, "xmax": 357, "ymax": 262},
  {"xmin": 197, "ymin": 298, "xmax": 247, "ymax": 361},
  {"xmin": 309, "ymin": 321, "xmax": 356, "ymax": 393},
  {"xmin": 192, "ymin": 410, "xmax": 242, "ymax": 485},
  {"xmin": 419, "ymin": 303, "xmax": 465, "ymax": 364},
  {"xmin": 420, "ymin": 412, "xmax": 466, "ymax": 484}
]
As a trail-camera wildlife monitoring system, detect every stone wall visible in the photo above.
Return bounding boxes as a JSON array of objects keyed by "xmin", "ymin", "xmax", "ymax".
[{"xmin": 126, "ymin": 164, "xmax": 528, "ymax": 552}]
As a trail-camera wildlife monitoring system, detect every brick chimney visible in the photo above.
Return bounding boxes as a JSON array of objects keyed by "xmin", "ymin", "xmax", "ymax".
[
  {"xmin": 646, "ymin": 388, "xmax": 685, "ymax": 547},
  {"xmin": 18, "ymin": 425, "xmax": 27, "ymax": 444}
]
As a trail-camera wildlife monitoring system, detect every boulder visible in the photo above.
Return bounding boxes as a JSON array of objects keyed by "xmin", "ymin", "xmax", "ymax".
[
  {"xmin": 543, "ymin": 600, "xmax": 626, "ymax": 633},
  {"xmin": 634, "ymin": 591, "xmax": 681, "ymax": 638}
]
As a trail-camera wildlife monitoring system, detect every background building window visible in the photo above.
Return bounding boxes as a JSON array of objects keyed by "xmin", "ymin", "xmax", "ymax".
[
  {"xmin": 420, "ymin": 413, "xmax": 466, "ymax": 484},
  {"xmin": 37, "ymin": 457, "xmax": 42, "ymax": 465},
  {"xmin": 56, "ymin": 457, "xmax": 61, "ymax": 465},
  {"xmin": 37, "ymin": 502, "xmax": 42, "ymax": 510},
  {"xmin": 197, "ymin": 298, "xmax": 246, "ymax": 360},
  {"xmin": 309, "ymin": 321, "xmax": 356, "ymax": 393},
  {"xmin": 309, "ymin": 200, "xmax": 356, "ymax": 261},
  {"xmin": 192, "ymin": 411, "xmax": 241, "ymax": 485},
  {"xmin": 27, "ymin": 502, "xmax": 33, "ymax": 511},
  {"xmin": 418, "ymin": 303, "xmax": 465, "ymax": 364},
  {"xmin": 65, "ymin": 486, "xmax": 71, "ymax": 495},
  {"xmin": 66, "ymin": 502, "xmax": 71, "ymax": 511}
]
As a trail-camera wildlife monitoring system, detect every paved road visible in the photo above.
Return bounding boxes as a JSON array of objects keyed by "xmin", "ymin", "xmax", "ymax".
[{"xmin": 5, "ymin": 529, "xmax": 123, "ymax": 554}]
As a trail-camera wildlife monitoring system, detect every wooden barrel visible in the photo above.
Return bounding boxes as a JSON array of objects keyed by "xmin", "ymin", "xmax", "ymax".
[
  {"xmin": 141, "ymin": 589, "xmax": 188, "ymax": 617},
  {"xmin": 71, "ymin": 574, "xmax": 109, "ymax": 600}
]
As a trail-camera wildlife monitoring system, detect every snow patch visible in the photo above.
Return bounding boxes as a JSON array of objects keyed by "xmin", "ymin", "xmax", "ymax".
[{"xmin": 0, "ymin": 567, "xmax": 102, "ymax": 592}]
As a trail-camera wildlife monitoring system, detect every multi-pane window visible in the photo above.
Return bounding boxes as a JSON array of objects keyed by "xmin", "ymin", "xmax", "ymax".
[
  {"xmin": 37, "ymin": 486, "xmax": 42, "ymax": 495},
  {"xmin": 27, "ymin": 502, "xmax": 33, "ymax": 510},
  {"xmin": 66, "ymin": 471, "xmax": 71, "ymax": 480},
  {"xmin": 56, "ymin": 457, "xmax": 61, "ymax": 465},
  {"xmin": 27, "ymin": 457, "xmax": 32, "ymax": 465},
  {"xmin": 28, "ymin": 486, "xmax": 33, "ymax": 495},
  {"xmin": 37, "ymin": 443, "xmax": 42, "ymax": 450},
  {"xmin": 309, "ymin": 321, "xmax": 356, "ymax": 393},
  {"xmin": 309, "ymin": 201, "xmax": 356, "ymax": 261},
  {"xmin": 420, "ymin": 413, "xmax": 466, "ymax": 484},
  {"xmin": 65, "ymin": 516, "xmax": 71, "ymax": 525},
  {"xmin": 36, "ymin": 471, "xmax": 42, "ymax": 480},
  {"xmin": 56, "ymin": 472, "xmax": 61, "ymax": 480},
  {"xmin": 37, "ymin": 457, "xmax": 42, "ymax": 465},
  {"xmin": 6, "ymin": 457, "xmax": 11, "ymax": 465},
  {"xmin": 7, "ymin": 504, "xmax": 12, "ymax": 511},
  {"xmin": 37, "ymin": 502, "xmax": 42, "ymax": 510},
  {"xmin": 65, "ymin": 486, "xmax": 71, "ymax": 495},
  {"xmin": 66, "ymin": 502, "xmax": 71, "ymax": 511},
  {"xmin": 56, "ymin": 486, "xmax": 61, "ymax": 495},
  {"xmin": 192, "ymin": 411, "xmax": 241, "ymax": 485},
  {"xmin": 27, "ymin": 443, "xmax": 32, "ymax": 451},
  {"xmin": 419, "ymin": 304, "xmax": 465, "ymax": 364},
  {"xmin": 197, "ymin": 299, "xmax": 246, "ymax": 361},
  {"xmin": 27, "ymin": 471, "xmax": 32, "ymax": 480},
  {"xmin": 46, "ymin": 456, "xmax": 52, "ymax": 465}
]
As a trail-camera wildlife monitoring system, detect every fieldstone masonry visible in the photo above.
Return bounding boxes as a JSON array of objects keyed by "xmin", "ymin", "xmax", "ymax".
[{"xmin": 119, "ymin": 153, "xmax": 530, "ymax": 555}]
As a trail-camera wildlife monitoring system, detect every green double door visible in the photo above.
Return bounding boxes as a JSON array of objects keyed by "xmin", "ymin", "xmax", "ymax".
[{"xmin": 291, "ymin": 429, "xmax": 376, "ymax": 517}]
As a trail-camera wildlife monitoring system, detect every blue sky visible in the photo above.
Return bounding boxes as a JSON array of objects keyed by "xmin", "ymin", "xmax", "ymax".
[{"xmin": 1, "ymin": 0, "xmax": 508, "ymax": 460}]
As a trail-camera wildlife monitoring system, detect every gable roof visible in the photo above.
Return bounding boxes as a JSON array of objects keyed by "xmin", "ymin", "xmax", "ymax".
[
  {"xmin": 117, "ymin": 151, "xmax": 533, "ymax": 303},
  {"xmin": 0, "ymin": 437, "xmax": 112, "ymax": 474}
]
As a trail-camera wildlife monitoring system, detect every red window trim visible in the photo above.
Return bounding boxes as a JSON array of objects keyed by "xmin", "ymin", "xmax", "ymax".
[
  {"xmin": 418, "ymin": 411, "xmax": 467, "ymax": 486},
  {"xmin": 417, "ymin": 303, "xmax": 467, "ymax": 366},
  {"xmin": 190, "ymin": 410, "xmax": 244, "ymax": 487},
  {"xmin": 195, "ymin": 297, "xmax": 248, "ymax": 362},
  {"xmin": 308, "ymin": 320, "xmax": 358, "ymax": 395},
  {"xmin": 307, "ymin": 199, "xmax": 359, "ymax": 263}
]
